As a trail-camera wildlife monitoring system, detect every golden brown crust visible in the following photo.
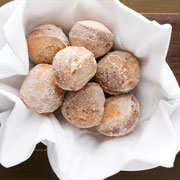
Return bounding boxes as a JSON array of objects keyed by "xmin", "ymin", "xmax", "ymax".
[
  {"xmin": 27, "ymin": 24, "xmax": 69, "ymax": 64},
  {"xmin": 95, "ymin": 51, "xmax": 141, "ymax": 95},
  {"xmin": 69, "ymin": 20, "xmax": 114, "ymax": 58},
  {"xmin": 61, "ymin": 82, "xmax": 105, "ymax": 128},
  {"xmin": 53, "ymin": 46, "xmax": 97, "ymax": 91},
  {"xmin": 96, "ymin": 93, "xmax": 140, "ymax": 137},
  {"xmin": 20, "ymin": 64, "xmax": 65, "ymax": 114}
]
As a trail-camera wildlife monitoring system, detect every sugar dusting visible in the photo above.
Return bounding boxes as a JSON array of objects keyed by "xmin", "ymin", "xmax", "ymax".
[
  {"xmin": 27, "ymin": 24, "xmax": 69, "ymax": 64},
  {"xmin": 69, "ymin": 20, "xmax": 114, "ymax": 58},
  {"xmin": 20, "ymin": 64, "xmax": 65, "ymax": 113},
  {"xmin": 53, "ymin": 46, "xmax": 97, "ymax": 91},
  {"xmin": 61, "ymin": 82, "xmax": 105, "ymax": 128},
  {"xmin": 32, "ymin": 24, "xmax": 69, "ymax": 46},
  {"xmin": 95, "ymin": 51, "xmax": 140, "ymax": 95},
  {"xmin": 96, "ymin": 93, "xmax": 140, "ymax": 137}
]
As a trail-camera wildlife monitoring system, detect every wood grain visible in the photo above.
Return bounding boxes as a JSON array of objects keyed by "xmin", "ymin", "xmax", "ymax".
[
  {"xmin": 0, "ymin": 0, "xmax": 10, "ymax": 7},
  {"xmin": 121, "ymin": 0, "xmax": 180, "ymax": 13},
  {"xmin": 0, "ymin": 151, "xmax": 57, "ymax": 180},
  {"xmin": 0, "ymin": 0, "xmax": 180, "ymax": 13}
]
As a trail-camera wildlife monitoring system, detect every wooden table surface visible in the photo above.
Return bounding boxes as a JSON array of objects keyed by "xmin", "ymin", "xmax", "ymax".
[{"xmin": 0, "ymin": 0, "xmax": 180, "ymax": 179}]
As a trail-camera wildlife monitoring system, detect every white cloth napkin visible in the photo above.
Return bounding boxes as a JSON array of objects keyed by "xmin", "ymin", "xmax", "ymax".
[{"xmin": 0, "ymin": 0, "xmax": 180, "ymax": 179}]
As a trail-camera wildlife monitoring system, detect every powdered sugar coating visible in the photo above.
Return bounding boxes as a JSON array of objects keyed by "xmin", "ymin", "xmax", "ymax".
[
  {"xmin": 96, "ymin": 93, "xmax": 140, "ymax": 137},
  {"xmin": 20, "ymin": 64, "xmax": 65, "ymax": 114},
  {"xmin": 53, "ymin": 46, "xmax": 97, "ymax": 91},
  {"xmin": 69, "ymin": 20, "xmax": 114, "ymax": 58},
  {"xmin": 95, "ymin": 51, "xmax": 141, "ymax": 95},
  {"xmin": 61, "ymin": 82, "xmax": 105, "ymax": 128},
  {"xmin": 27, "ymin": 24, "xmax": 69, "ymax": 64}
]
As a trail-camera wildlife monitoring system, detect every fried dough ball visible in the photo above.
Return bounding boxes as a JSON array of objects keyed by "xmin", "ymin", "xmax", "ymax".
[
  {"xmin": 69, "ymin": 20, "xmax": 114, "ymax": 58},
  {"xmin": 61, "ymin": 82, "xmax": 105, "ymax": 128},
  {"xmin": 20, "ymin": 64, "xmax": 65, "ymax": 113},
  {"xmin": 27, "ymin": 24, "xmax": 69, "ymax": 64},
  {"xmin": 95, "ymin": 51, "xmax": 140, "ymax": 95},
  {"xmin": 53, "ymin": 46, "xmax": 97, "ymax": 91},
  {"xmin": 96, "ymin": 93, "xmax": 140, "ymax": 137}
]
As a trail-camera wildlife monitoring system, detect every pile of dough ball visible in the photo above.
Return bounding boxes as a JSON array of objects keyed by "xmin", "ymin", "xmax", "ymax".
[{"xmin": 20, "ymin": 20, "xmax": 141, "ymax": 137}]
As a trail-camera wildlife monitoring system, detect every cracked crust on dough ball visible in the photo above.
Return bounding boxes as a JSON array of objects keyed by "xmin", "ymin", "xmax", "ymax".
[{"xmin": 95, "ymin": 51, "xmax": 141, "ymax": 95}]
